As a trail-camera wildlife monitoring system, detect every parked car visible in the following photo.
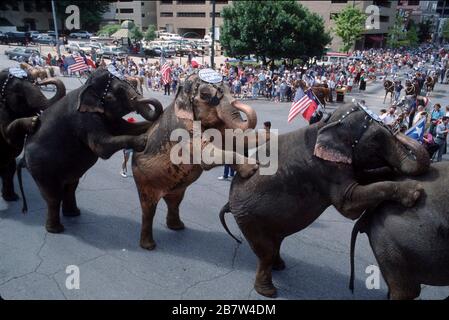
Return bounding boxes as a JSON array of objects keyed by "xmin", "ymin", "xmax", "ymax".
[
  {"xmin": 29, "ymin": 31, "xmax": 41, "ymax": 41},
  {"xmin": 66, "ymin": 42, "xmax": 93, "ymax": 54},
  {"xmin": 101, "ymin": 46, "xmax": 127, "ymax": 59},
  {"xmin": 69, "ymin": 31, "xmax": 92, "ymax": 39},
  {"xmin": 3, "ymin": 32, "xmax": 31, "ymax": 45},
  {"xmin": 35, "ymin": 35, "xmax": 57, "ymax": 45},
  {"xmin": 144, "ymin": 46, "xmax": 176, "ymax": 58},
  {"xmin": 5, "ymin": 47, "xmax": 40, "ymax": 61}
]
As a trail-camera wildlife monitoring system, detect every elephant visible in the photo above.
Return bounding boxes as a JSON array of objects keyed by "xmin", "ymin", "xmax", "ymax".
[
  {"xmin": 0, "ymin": 68, "xmax": 65, "ymax": 202},
  {"xmin": 18, "ymin": 66, "xmax": 163, "ymax": 233},
  {"xmin": 349, "ymin": 161, "xmax": 449, "ymax": 300},
  {"xmin": 132, "ymin": 69, "xmax": 259, "ymax": 250},
  {"xmin": 219, "ymin": 101, "xmax": 430, "ymax": 298}
]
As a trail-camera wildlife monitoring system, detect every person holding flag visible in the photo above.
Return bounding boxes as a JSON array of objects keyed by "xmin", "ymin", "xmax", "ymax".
[
  {"xmin": 288, "ymin": 84, "xmax": 323, "ymax": 124},
  {"xmin": 160, "ymin": 52, "xmax": 172, "ymax": 95}
]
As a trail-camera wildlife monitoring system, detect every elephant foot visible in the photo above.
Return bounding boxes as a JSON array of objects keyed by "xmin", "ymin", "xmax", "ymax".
[
  {"xmin": 254, "ymin": 282, "xmax": 277, "ymax": 298},
  {"xmin": 272, "ymin": 258, "xmax": 286, "ymax": 271},
  {"xmin": 237, "ymin": 163, "xmax": 259, "ymax": 179},
  {"xmin": 167, "ymin": 219, "xmax": 185, "ymax": 230},
  {"xmin": 62, "ymin": 207, "xmax": 81, "ymax": 217},
  {"xmin": 398, "ymin": 182, "xmax": 423, "ymax": 208},
  {"xmin": 2, "ymin": 192, "xmax": 19, "ymax": 202},
  {"xmin": 46, "ymin": 222, "xmax": 65, "ymax": 233},
  {"xmin": 140, "ymin": 238, "xmax": 156, "ymax": 250}
]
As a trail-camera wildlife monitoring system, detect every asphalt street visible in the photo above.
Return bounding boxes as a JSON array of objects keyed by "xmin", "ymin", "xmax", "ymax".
[{"xmin": 1, "ymin": 47, "xmax": 448, "ymax": 299}]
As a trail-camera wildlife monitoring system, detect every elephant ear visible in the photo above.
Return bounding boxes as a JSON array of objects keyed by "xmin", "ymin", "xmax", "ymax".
[
  {"xmin": 314, "ymin": 121, "xmax": 352, "ymax": 164},
  {"xmin": 174, "ymin": 79, "xmax": 195, "ymax": 121},
  {"xmin": 76, "ymin": 85, "xmax": 104, "ymax": 113}
]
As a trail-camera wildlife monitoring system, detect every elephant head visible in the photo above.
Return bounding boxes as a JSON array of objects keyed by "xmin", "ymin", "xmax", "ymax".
[
  {"xmin": 0, "ymin": 69, "xmax": 66, "ymax": 117},
  {"xmin": 173, "ymin": 70, "xmax": 257, "ymax": 132},
  {"xmin": 76, "ymin": 67, "xmax": 162, "ymax": 122},
  {"xmin": 313, "ymin": 103, "xmax": 430, "ymax": 176}
]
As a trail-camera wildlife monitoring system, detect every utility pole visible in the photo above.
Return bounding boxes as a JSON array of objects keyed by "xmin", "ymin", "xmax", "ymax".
[
  {"xmin": 211, "ymin": 0, "xmax": 216, "ymax": 69},
  {"xmin": 51, "ymin": 0, "xmax": 61, "ymax": 57}
]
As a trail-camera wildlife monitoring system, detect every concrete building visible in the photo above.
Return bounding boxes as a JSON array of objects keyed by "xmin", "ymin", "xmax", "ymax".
[
  {"xmin": 299, "ymin": 0, "xmax": 397, "ymax": 51},
  {"xmin": 156, "ymin": 0, "xmax": 230, "ymax": 38},
  {"xmin": 102, "ymin": 0, "xmax": 157, "ymax": 30},
  {"xmin": 0, "ymin": 1, "xmax": 53, "ymax": 31},
  {"xmin": 397, "ymin": 0, "xmax": 423, "ymax": 23}
]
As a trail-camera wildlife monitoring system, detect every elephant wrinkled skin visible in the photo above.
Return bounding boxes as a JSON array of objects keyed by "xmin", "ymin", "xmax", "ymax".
[{"xmin": 220, "ymin": 103, "xmax": 430, "ymax": 298}]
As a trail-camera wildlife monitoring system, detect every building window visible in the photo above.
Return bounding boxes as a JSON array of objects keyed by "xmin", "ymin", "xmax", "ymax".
[
  {"xmin": 373, "ymin": 0, "xmax": 392, "ymax": 8},
  {"xmin": 24, "ymin": 1, "xmax": 34, "ymax": 12},
  {"xmin": 176, "ymin": 0, "xmax": 206, "ymax": 4},
  {"xmin": 142, "ymin": 2, "xmax": 145, "ymax": 5},
  {"xmin": 11, "ymin": 2, "xmax": 20, "ymax": 11},
  {"xmin": 215, "ymin": 0, "xmax": 229, "ymax": 4},
  {"xmin": 34, "ymin": 0, "xmax": 44, "ymax": 12},
  {"xmin": 379, "ymin": 15, "xmax": 390, "ymax": 22},
  {"xmin": 142, "ymin": 13, "xmax": 145, "ymax": 17},
  {"xmin": 408, "ymin": 0, "xmax": 420, "ymax": 5},
  {"xmin": 160, "ymin": 0, "xmax": 173, "ymax": 4},
  {"xmin": 331, "ymin": 0, "xmax": 348, "ymax": 3},
  {"xmin": 210, "ymin": 12, "xmax": 221, "ymax": 17},
  {"xmin": 120, "ymin": 8, "xmax": 134, "ymax": 14},
  {"xmin": 116, "ymin": 8, "xmax": 119, "ymax": 13},
  {"xmin": 177, "ymin": 12, "xmax": 206, "ymax": 17},
  {"xmin": 330, "ymin": 13, "xmax": 339, "ymax": 20},
  {"xmin": 160, "ymin": 12, "xmax": 174, "ymax": 17}
]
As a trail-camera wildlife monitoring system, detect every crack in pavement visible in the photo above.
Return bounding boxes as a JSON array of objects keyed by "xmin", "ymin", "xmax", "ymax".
[{"xmin": 180, "ymin": 269, "xmax": 236, "ymax": 299}]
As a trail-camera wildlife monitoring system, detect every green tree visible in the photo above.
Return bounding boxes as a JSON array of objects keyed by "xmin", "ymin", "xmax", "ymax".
[
  {"xmin": 387, "ymin": 14, "xmax": 408, "ymax": 48},
  {"xmin": 98, "ymin": 24, "xmax": 121, "ymax": 36},
  {"xmin": 417, "ymin": 20, "xmax": 433, "ymax": 43},
  {"xmin": 334, "ymin": 6, "xmax": 366, "ymax": 53},
  {"xmin": 144, "ymin": 25, "xmax": 157, "ymax": 42},
  {"xmin": 406, "ymin": 22, "xmax": 419, "ymax": 47},
  {"xmin": 220, "ymin": 1, "xmax": 330, "ymax": 65},
  {"xmin": 130, "ymin": 26, "xmax": 143, "ymax": 41},
  {"xmin": 442, "ymin": 20, "xmax": 449, "ymax": 43}
]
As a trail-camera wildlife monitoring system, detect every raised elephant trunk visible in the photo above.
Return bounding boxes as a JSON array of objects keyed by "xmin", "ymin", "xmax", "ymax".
[
  {"xmin": 221, "ymin": 100, "xmax": 257, "ymax": 131},
  {"xmin": 133, "ymin": 97, "xmax": 163, "ymax": 121},
  {"xmin": 35, "ymin": 78, "xmax": 66, "ymax": 109},
  {"xmin": 388, "ymin": 132, "xmax": 430, "ymax": 176}
]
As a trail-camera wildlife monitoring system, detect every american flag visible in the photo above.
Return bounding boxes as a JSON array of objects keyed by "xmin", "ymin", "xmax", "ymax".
[
  {"xmin": 287, "ymin": 87, "xmax": 318, "ymax": 122},
  {"xmin": 68, "ymin": 55, "xmax": 89, "ymax": 73},
  {"xmin": 161, "ymin": 62, "xmax": 171, "ymax": 85}
]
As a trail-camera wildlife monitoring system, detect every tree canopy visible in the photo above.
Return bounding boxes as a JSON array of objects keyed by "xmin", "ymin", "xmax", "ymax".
[
  {"xmin": 145, "ymin": 25, "xmax": 157, "ymax": 42},
  {"xmin": 333, "ymin": 6, "xmax": 366, "ymax": 53},
  {"xmin": 98, "ymin": 24, "xmax": 121, "ymax": 36},
  {"xmin": 442, "ymin": 20, "xmax": 449, "ymax": 43},
  {"xmin": 387, "ymin": 14, "xmax": 419, "ymax": 48},
  {"xmin": 220, "ymin": 0, "xmax": 331, "ymax": 64},
  {"xmin": 55, "ymin": 0, "xmax": 110, "ymax": 31}
]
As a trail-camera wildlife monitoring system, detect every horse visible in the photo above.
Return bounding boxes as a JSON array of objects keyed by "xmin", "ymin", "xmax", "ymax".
[{"xmin": 383, "ymin": 79, "xmax": 394, "ymax": 104}]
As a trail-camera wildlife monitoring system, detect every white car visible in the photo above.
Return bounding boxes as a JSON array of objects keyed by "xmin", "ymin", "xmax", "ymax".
[
  {"xmin": 159, "ymin": 33, "xmax": 183, "ymax": 41},
  {"xmin": 66, "ymin": 42, "xmax": 93, "ymax": 54},
  {"xmin": 69, "ymin": 31, "xmax": 92, "ymax": 39}
]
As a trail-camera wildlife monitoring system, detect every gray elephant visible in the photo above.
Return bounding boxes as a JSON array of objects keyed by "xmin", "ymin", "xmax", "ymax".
[
  {"xmin": 0, "ymin": 68, "xmax": 65, "ymax": 202},
  {"xmin": 219, "ymin": 102, "xmax": 430, "ymax": 298},
  {"xmin": 18, "ymin": 66, "xmax": 162, "ymax": 233},
  {"xmin": 350, "ymin": 161, "xmax": 449, "ymax": 300},
  {"xmin": 132, "ymin": 69, "xmax": 259, "ymax": 251}
]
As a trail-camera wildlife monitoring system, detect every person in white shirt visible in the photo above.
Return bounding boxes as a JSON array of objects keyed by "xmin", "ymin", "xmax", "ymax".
[{"xmin": 382, "ymin": 106, "xmax": 398, "ymax": 127}]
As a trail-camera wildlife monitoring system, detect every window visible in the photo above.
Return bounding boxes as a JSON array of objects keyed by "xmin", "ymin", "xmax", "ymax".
[
  {"xmin": 142, "ymin": 2, "xmax": 145, "ymax": 5},
  {"xmin": 34, "ymin": 0, "xmax": 44, "ymax": 12},
  {"xmin": 408, "ymin": 0, "xmax": 420, "ymax": 5},
  {"xmin": 142, "ymin": 13, "xmax": 145, "ymax": 17},
  {"xmin": 210, "ymin": 12, "xmax": 220, "ymax": 17},
  {"xmin": 176, "ymin": 0, "xmax": 206, "ymax": 4},
  {"xmin": 120, "ymin": 8, "xmax": 134, "ymax": 13},
  {"xmin": 24, "ymin": 1, "xmax": 34, "ymax": 12},
  {"xmin": 160, "ymin": 12, "xmax": 174, "ymax": 17},
  {"xmin": 11, "ymin": 2, "xmax": 20, "ymax": 11},
  {"xmin": 160, "ymin": 0, "xmax": 173, "ymax": 3},
  {"xmin": 177, "ymin": 12, "xmax": 206, "ymax": 17},
  {"xmin": 331, "ymin": 0, "xmax": 348, "ymax": 3},
  {"xmin": 373, "ymin": 0, "xmax": 391, "ymax": 7},
  {"xmin": 215, "ymin": 0, "xmax": 229, "ymax": 4},
  {"xmin": 379, "ymin": 15, "xmax": 389, "ymax": 22}
]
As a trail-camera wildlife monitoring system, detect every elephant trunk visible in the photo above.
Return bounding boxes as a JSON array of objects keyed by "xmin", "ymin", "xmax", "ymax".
[
  {"xmin": 35, "ymin": 78, "xmax": 66, "ymax": 109},
  {"xmin": 220, "ymin": 100, "xmax": 257, "ymax": 131},
  {"xmin": 133, "ymin": 97, "xmax": 163, "ymax": 122},
  {"xmin": 388, "ymin": 132, "xmax": 430, "ymax": 176}
]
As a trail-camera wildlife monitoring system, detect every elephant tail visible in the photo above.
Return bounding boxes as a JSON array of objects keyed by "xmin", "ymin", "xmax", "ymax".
[
  {"xmin": 17, "ymin": 156, "xmax": 28, "ymax": 214},
  {"xmin": 219, "ymin": 202, "xmax": 241, "ymax": 244},
  {"xmin": 349, "ymin": 212, "xmax": 370, "ymax": 293}
]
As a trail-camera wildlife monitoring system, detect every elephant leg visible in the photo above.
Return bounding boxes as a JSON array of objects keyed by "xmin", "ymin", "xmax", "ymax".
[
  {"xmin": 163, "ymin": 189, "xmax": 186, "ymax": 230},
  {"xmin": 272, "ymin": 239, "xmax": 285, "ymax": 271},
  {"xmin": 62, "ymin": 180, "xmax": 80, "ymax": 217},
  {"xmin": 136, "ymin": 185, "xmax": 160, "ymax": 250},
  {"xmin": 1, "ymin": 161, "xmax": 19, "ymax": 201},
  {"xmin": 38, "ymin": 183, "xmax": 64, "ymax": 233},
  {"xmin": 336, "ymin": 180, "xmax": 423, "ymax": 220},
  {"xmin": 382, "ymin": 266, "xmax": 421, "ymax": 300}
]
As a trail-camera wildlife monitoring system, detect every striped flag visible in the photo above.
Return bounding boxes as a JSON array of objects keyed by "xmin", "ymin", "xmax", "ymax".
[
  {"xmin": 161, "ymin": 62, "xmax": 171, "ymax": 85},
  {"xmin": 68, "ymin": 55, "xmax": 89, "ymax": 73},
  {"xmin": 288, "ymin": 87, "xmax": 318, "ymax": 122}
]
